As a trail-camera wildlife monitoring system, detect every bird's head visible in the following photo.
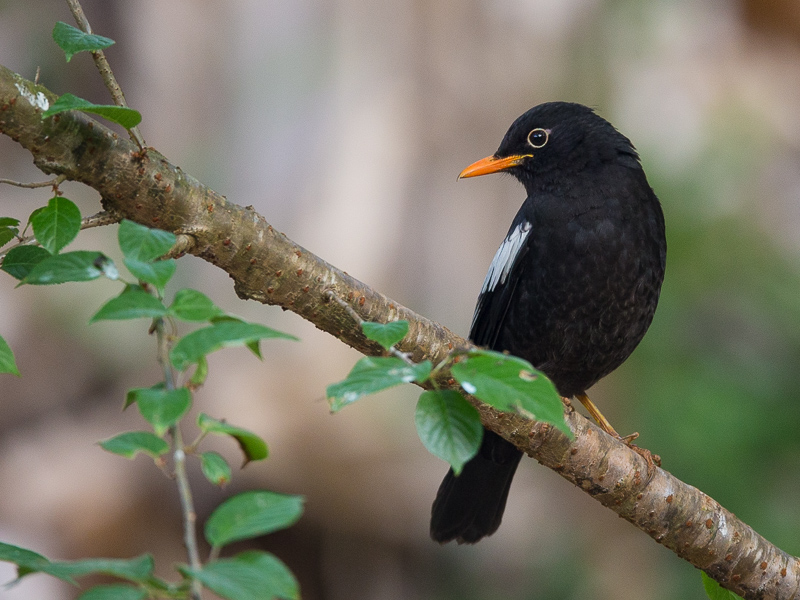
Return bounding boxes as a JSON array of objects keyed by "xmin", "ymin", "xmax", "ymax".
[{"xmin": 459, "ymin": 102, "xmax": 640, "ymax": 193}]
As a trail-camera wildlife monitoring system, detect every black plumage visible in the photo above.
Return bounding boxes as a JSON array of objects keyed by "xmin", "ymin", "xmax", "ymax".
[{"xmin": 430, "ymin": 102, "xmax": 666, "ymax": 544}]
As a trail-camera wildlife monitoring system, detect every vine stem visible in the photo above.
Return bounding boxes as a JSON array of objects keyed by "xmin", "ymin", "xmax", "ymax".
[
  {"xmin": 155, "ymin": 316, "xmax": 203, "ymax": 600},
  {"xmin": 65, "ymin": 0, "xmax": 146, "ymax": 149}
]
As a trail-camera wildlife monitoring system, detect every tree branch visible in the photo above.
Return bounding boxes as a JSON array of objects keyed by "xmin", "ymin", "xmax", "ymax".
[{"xmin": 1, "ymin": 64, "xmax": 797, "ymax": 600}]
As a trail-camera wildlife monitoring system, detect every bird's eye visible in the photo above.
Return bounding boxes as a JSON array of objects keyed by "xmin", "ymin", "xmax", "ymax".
[{"xmin": 527, "ymin": 128, "xmax": 549, "ymax": 149}]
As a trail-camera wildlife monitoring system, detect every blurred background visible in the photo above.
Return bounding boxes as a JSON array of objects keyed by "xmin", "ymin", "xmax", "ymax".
[{"xmin": 1, "ymin": 0, "xmax": 800, "ymax": 598}]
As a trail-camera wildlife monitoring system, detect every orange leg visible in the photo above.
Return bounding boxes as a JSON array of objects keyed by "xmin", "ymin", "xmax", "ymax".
[
  {"xmin": 575, "ymin": 392, "xmax": 636, "ymax": 441},
  {"xmin": 574, "ymin": 392, "xmax": 659, "ymax": 469}
]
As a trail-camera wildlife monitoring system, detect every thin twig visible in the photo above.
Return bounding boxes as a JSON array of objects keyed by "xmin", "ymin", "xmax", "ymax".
[
  {"xmin": 325, "ymin": 290, "xmax": 416, "ymax": 366},
  {"xmin": 155, "ymin": 316, "xmax": 203, "ymax": 600},
  {"xmin": 65, "ymin": 0, "xmax": 146, "ymax": 149},
  {"xmin": 0, "ymin": 174, "xmax": 65, "ymax": 189},
  {"xmin": 82, "ymin": 210, "xmax": 121, "ymax": 230},
  {"xmin": 172, "ymin": 428, "xmax": 203, "ymax": 600}
]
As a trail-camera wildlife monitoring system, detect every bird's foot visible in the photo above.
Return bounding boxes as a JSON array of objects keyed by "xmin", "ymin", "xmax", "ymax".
[
  {"xmin": 572, "ymin": 393, "xmax": 661, "ymax": 474},
  {"xmin": 625, "ymin": 441, "xmax": 661, "ymax": 477}
]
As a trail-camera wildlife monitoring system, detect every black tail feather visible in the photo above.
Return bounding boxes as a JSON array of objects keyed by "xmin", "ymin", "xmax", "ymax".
[{"xmin": 430, "ymin": 429, "xmax": 523, "ymax": 544}]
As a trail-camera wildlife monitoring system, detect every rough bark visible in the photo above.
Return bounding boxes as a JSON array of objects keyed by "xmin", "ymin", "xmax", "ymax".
[{"xmin": 1, "ymin": 64, "xmax": 798, "ymax": 600}]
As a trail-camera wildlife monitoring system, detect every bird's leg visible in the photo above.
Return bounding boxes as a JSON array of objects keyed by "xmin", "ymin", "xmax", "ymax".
[
  {"xmin": 574, "ymin": 393, "xmax": 660, "ymax": 472},
  {"xmin": 574, "ymin": 393, "xmax": 627, "ymax": 439}
]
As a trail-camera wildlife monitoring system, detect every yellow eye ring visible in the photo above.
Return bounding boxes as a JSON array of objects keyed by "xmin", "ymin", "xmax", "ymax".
[{"xmin": 527, "ymin": 128, "xmax": 549, "ymax": 149}]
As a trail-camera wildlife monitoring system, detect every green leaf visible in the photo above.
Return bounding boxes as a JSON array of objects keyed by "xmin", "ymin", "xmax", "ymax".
[
  {"xmin": 52, "ymin": 21, "xmax": 115, "ymax": 62},
  {"xmin": 0, "ymin": 217, "xmax": 20, "ymax": 227},
  {"xmin": 1, "ymin": 245, "xmax": 51, "ymax": 280},
  {"xmin": 0, "ymin": 226, "xmax": 18, "ymax": 247},
  {"xmin": 450, "ymin": 350, "xmax": 570, "ymax": 437},
  {"xmin": 0, "ymin": 543, "xmax": 154, "ymax": 585},
  {"xmin": 200, "ymin": 451, "xmax": 232, "ymax": 487},
  {"xmin": 116, "ymin": 221, "xmax": 176, "ymax": 289},
  {"xmin": 90, "ymin": 286, "xmax": 167, "ymax": 322},
  {"xmin": 49, "ymin": 555, "xmax": 154, "ymax": 582},
  {"xmin": 189, "ymin": 355, "xmax": 209, "ymax": 386},
  {"xmin": 99, "ymin": 431, "xmax": 170, "ymax": 459},
  {"xmin": 415, "ymin": 390, "xmax": 482, "ymax": 475},
  {"xmin": 0, "ymin": 334, "xmax": 20, "ymax": 376},
  {"xmin": 170, "ymin": 321, "xmax": 298, "ymax": 371},
  {"xmin": 26, "ymin": 205, "xmax": 47, "ymax": 227},
  {"xmin": 361, "ymin": 320, "xmax": 409, "ymax": 350},
  {"xmin": 0, "ymin": 541, "xmax": 66, "ymax": 582},
  {"xmin": 180, "ymin": 551, "xmax": 298, "ymax": 600},
  {"xmin": 77, "ymin": 584, "xmax": 146, "ymax": 600},
  {"xmin": 30, "ymin": 196, "xmax": 81, "ymax": 254},
  {"xmin": 169, "ymin": 288, "xmax": 224, "ymax": 322},
  {"xmin": 205, "ymin": 491, "xmax": 304, "ymax": 549},
  {"xmin": 211, "ymin": 315, "xmax": 264, "ymax": 358},
  {"xmin": 124, "ymin": 258, "xmax": 175, "ymax": 290},
  {"xmin": 197, "ymin": 413, "xmax": 268, "ymax": 465},
  {"xmin": 701, "ymin": 572, "xmax": 743, "ymax": 600},
  {"xmin": 22, "ymin": 251, "xmax": 117, "ymax": 285},
  {"xmin": 129, "ymin": 386, "xmax": 191, "ymax": 436},
  {"xmin": 118, "ymin": 220, "xmax": 176, "ymax": 262},
  {"xmin": 42, "ymin": 93, "xmax": 141, "ymax": 129},
  {"xmin": 326, "ymin": 357, "xmax": 432, "ymax": 412}
]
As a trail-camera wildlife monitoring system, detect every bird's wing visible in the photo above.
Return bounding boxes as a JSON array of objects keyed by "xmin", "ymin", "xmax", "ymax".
[{"xmin": 469, "ymin": 216, "xmax": 532, "ymax": 348}]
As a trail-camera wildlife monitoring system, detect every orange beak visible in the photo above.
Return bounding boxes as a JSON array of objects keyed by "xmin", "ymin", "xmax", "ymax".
[{"xmin": 458, "ymin": 154, "xmax": 532, "ymax": 179}]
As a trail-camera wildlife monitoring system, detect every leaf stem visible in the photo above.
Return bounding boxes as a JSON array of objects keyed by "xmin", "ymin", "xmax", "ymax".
[{"xmin": 65, "ymin": 0, "xmax": 146, "ymax": 149}]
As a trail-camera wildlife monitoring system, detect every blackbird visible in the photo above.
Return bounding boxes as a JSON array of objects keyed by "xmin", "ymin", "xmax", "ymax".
[{"xmin": 430, "ymin": 102, "xmax": 666, "ymax": 544}]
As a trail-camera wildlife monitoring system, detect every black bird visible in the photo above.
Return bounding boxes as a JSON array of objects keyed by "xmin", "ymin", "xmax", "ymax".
[{"xmin": 430, "ymin": 102, "xmax": 666, "ymax": 544}]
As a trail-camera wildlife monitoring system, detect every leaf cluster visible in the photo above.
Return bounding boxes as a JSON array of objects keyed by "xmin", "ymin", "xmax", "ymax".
[
  {"xmin": 326, "ymin": 320, "xmax": 571, "ymax": 475},
  {"xmin": 0, "ymin": 201, "xmax": 301, "ymax": 599}
]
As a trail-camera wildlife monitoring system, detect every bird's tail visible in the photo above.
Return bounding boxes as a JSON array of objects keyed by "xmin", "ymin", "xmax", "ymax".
[{"xmin": 430, "ymin": 429, "xmax": 523, "ymax": 544}]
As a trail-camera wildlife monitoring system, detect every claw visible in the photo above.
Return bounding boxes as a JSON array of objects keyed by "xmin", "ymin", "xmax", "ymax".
[{"xmin": 574, "ymin": 393, "xmax": 660, "ymax": 476}]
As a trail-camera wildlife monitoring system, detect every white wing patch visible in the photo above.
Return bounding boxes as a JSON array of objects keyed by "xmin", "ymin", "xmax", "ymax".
[{"xmin": 480, "ymin": 220, "xmax": 532, "ymax": 294}]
